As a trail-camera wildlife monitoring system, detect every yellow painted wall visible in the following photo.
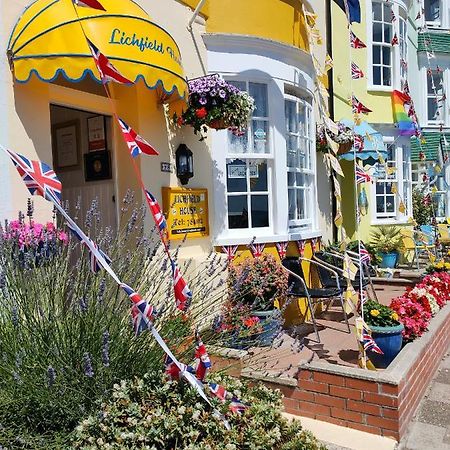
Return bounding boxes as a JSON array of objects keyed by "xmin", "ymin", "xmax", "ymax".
[
  {"xmin": 331, "ymin": 2, "xmax": 394, "ymax": 124},
  {"xmin": 188, "ymin": 0, "xmax": 309, "ymax": 52}
]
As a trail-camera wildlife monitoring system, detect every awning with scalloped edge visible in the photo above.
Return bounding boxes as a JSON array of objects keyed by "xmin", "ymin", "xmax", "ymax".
[{"xmin": 7, "ymin": 0, "xmax": 188, "ymax": 101}]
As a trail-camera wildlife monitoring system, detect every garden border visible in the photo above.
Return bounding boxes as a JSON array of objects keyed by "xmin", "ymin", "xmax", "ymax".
[{"xmin": 222, "ymin": 303, "xmax": 450, "ymax": 442}]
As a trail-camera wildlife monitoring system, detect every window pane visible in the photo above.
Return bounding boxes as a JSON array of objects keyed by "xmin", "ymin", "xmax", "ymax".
[
  {"xmin": 249, "ymin": 83, "xmax": 268, "ymax": 117},
  {"xmin": 285, "ymin": 100, "xmax": 297, "ymax": 133},
  {"xmin": 296, "ymin": 172, "xmax": 306, "ymax": 187},
  {"xmin": 382, "ymin": 47, "xmax": 391, "ymax": 65},
  {"xmin": 228, "ymin": 130, "xmax": 248, "ymax": 154},
  {"xmin": 228, "ymin": 195, "xmax": 249, "ymax": 229},
  {"xmin": 251, "ymin": 196, "xmax": 269, "ymax": 227},
  {"xmin": 298, "ymin": 103, "xmax": 306, "ymax": 136},
  {"xmin": 386, "ymin": 196, "xmax": 395, "ymax": 212},
  {"xmin": 226, "ymin": 159, "xmax": 247, "ymax": 192},
  {"xmin": 252, "ymin": 120, "xmax": 269, "ymax": 153},
  {"xmin": 376, "ymin": 183, "xmax": 384, "ymax": 194},
  {"xmin": 373, "ymin": 23, "xmax": 382, "ymax": 42},
  {"xmin": 373, "ymin": 2, "xmax": 382, "ymax": 20},
  {"xmin": 249, "ymin": 162, "xmax": 268, "ymax": 192},
  {"xmin": 425, "ymin": 0, "xmax": 440, "ymax": 22},
  {"xmin": 428, "ymin": 98, "xmax": 438, "ymax": 120},
  {"xmin": 383, "ymin": 24, "xmax": 391, "ymax": 43},
  {"xmin": 288, "ymin": 172, "xmax": 296, "ymax": 187},
  {"xmin": 376, "ymin": 196, "xmax": 385, "ymax": 213},
  {"xmin": 373, "ymin": 66, "xmax": 381, "ymax": 85},
  {"xmin": 297, "ymin": 189, "xmax": 306, "ymax": 219},
  {"xmin": 298, "ymin": 139, "xmax": 307, "ymax": 169},
  {"xmin": 383, "ymin": 67, "xmax": 391, "ymax": 86},
  {"xmin": 373, "ymin": 46, "xmax": 381, "ymax": 64},
  {"xmin": 288, "ymin": 189, "xmax": 296, "ymax": 220}
]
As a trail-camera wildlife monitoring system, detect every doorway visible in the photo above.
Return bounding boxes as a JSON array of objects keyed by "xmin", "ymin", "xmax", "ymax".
[{"xmin": 50, "ymin": 104, "xmax": 117, "ymax": 232}]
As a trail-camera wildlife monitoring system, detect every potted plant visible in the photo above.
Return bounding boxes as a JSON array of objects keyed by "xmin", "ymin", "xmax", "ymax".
[
  {"xmin": 316, "ymin": 121, "xmax": 354, "ymax": 154},
  {"xmin": 370, "ymin": 225, "xmax": 403, "ymax": 268},
  {"xmin": 222, "ymin": 254, "xmax": 288, "ymax": 348},
  {"xmin": 173, "ymin": 74, "xmax": 255, "ymax": 140},
  {"xmin": 363, "ymin": 299, "xmax": 404, "ymax": 368}
]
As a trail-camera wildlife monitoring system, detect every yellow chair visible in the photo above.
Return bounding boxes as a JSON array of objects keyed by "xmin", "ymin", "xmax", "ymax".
[{"xmin": 400, "ymin": 229, "xmax": 435, "ymax": 270}]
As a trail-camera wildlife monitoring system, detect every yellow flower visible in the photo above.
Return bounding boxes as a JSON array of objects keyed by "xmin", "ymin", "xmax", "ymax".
[
  {"xmin": 436, "ymin": 262, "xmax": 444, "ymax": 269},
  {"xmin": 391, "ymin": 312, "xmax": 399, "ymax": 321},
  {"xmin": 370, "ymin": 309, "xmax": 380, "ymax": 317}
]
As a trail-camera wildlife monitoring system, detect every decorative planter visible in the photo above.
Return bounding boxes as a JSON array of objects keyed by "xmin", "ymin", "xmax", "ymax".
[
  {"xmin": 369, "ymin": 323, "xmax": 404, "ymax": 368},
  {"xmin": 379, "ymin": 252, "xmax": 398, "ymax": 268},
  {"xmin": 208, "ymin": 118, "xmax": 228, "ymax": 130}
]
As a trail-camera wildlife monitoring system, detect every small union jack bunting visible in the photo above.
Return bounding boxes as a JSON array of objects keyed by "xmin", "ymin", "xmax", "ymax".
[
  {"xmin": 117, "ymin": 118, "xmax": 159, "ymax": 157},
  {"xmin": 121, "ymin": 283, "xmax": 156, "ymax": 334},
  {"xmin": 361, "ymin": 327, "xmax": 383, "ymax": 354},
  {"xmin": 229, "ymin": 398, "xmax": 248, "ymax": 414},
  {"xmin": 352, "ymin": 95, "xmax": 372, "ymax": 114},
  {"xmin": 249, "ymin": 242, "xmax": 265, "ymax": 258},
  {"xmin": 350, "ymin": 31, "xmax": 366, "ymax": 49},
  {"xmin": 311, "ymin": 237, "xmax": 320, "ymax": 253},
  {"xmin": 356, "ymin": 164, "xmax": 372, "ymax": 185},
  {"xmin": 87, "ymin": 38, "xmax": 133, "ymax": 84},
  {"xmin": 359, "ymin": 241, "xmax": 371, "ymax": 265},
  {"xmin": 145, "ymin": 190, "xmax": 167, "ymax": 233},
  {"xmin": 170, "ymin": 260, "xmax": 192, "ymax": 311},
  {"xmin": 391, "ymin": 33, "xmax": 398, "ymax": 46},
  {"xmin": 222, "ymin": 245, "xmax": 239, "ymax": 262},
  {"xmin": 354, "ymin": 134, "xmax": 364, "ymax": 151},
  {"xmin": 73, "ymin": 0, "xmax": 105, "ymax": 10},
  {"xmin": 164, "ymin": 354, "xmax": 188, "ymax": 380},
  {"xmin": 66, "ymin": 222, "xmax": 112, "ymax": 273},
  {"xmin": 194, "ymin": 331, "xmax": 212, "ymax": 382},
  {"xmin": 351, "ymin": 62, "xmax": 364, "ymax": 79},
  {"xmin": 5, "ymin": 148, "xmax": 62, "ymax": 204},
  {"xmin": 209, "ymin": 383, "xmax": 227, "ymax": 401},
  {"xmin": 296, "ymin": 240, "xmax": 306, "ymax": 256},
  {"xmin": 275, "ymin": 241, "xmax": 288, "ymax": 260}
]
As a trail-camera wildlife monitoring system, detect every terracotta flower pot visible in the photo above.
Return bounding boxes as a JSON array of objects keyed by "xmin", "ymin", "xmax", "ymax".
[{"xmin": 208, "ymin": 119, "xmax": 228, "ymax": 130}]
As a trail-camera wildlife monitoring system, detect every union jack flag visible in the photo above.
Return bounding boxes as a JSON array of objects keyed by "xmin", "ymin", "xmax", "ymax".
[
  {"xmin": 121, "ymin": 283, "xmax": 155, "ymax": 334},
  {"xmin": 297, "ymin": 240, "xmax": 306, "ymax": 256},
  {"xmin": 352, "ymin": 95, "xmax": 372, "ymax": 114},
  {"xmin": 6, "ymin": 149, "xmax": 62, "ymax": 204},
  {"xmin": 351, "ymin": 62, "xmax": 364, "ymax": 79},
  {"xmin": 170, "ymin": 259, "xmax": 192, "ymax": 311},
  {"xmin": 361, "ymin": 327, "xmax": 383, "ymax": 354},
  {"xmin": 73, "ymin": 0, "xmax": 105, "ymax": 10},
  {"xmin": 66, "ymin": 222, "xmax": 112, "ymax": 272},
  {"xmin": 222, "ymin": 245, "xmax": 239, "ymax": 262},
  {"xmin": 209, "ymin": 382, "xmax": 227, "ymax": 401},
  {"xmin": 194, "ymin": 331, "xmax": 212, "ymax": 382},
  {"xmin": 117, "ymin": 117, "xmax": 158, "ymax": 158},
  {"xmin": 350, "ymin": 31, "xmax": 366, "ymax": 49},
  {"xmin": 276, "ymin": 241, "xmax": 288, "ymax": 260},
  {"xmin": 249, "ymin": 242, "xmax": 265, "ymax": 258},
  {"xmin": 359, "ymin": 242, "xmax": 371, "ymax": 265},
  {"xmin": 164, "ymin": 354, "xmax": 188, "ymax": 380},
  {"xmin": 356, "ymin": 163, "xmax": 371, "ymax": 185},
  {"xmin": 144, "ymin": 190, "xmax": 167, "ymax": 233},
  {"xmin": 354, "ymin": 134, "xmax": 364, "ymax": 151},
  {"xmin": 311, "ymin": 237, "xmax": 320, "ymax": 253},
  {"xmin": 86, "ymin": 38, "xmax": 133, "ymax": 84},
  {"xmin": 391, "ymin": 33, "xmax": 398, "ymax": 46},
  {"xmin": 229, "ymin": 398, "xmax": 248, "ymax": 414}
]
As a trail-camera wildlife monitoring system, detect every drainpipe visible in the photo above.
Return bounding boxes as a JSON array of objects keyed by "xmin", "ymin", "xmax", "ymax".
[{"xmin": 187, "ymin": 0, "xmax": 207, "ymax": 31}]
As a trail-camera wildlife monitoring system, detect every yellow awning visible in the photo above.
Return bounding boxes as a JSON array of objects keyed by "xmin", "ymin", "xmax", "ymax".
[{"xmin": 8, "ymin": 0, "xmax": 188, "ymax": 101}]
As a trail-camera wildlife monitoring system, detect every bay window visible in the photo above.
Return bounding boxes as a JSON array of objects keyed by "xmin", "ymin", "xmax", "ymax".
[
  {"xmin": 285, "ymin": 94, "xmax": 315, "ymax": 230},
  {"xmin": 370, "ymin": 1, "xmax": 408, "ymax": 89},
  {"xmin": 373, "ymin": 143, "xmax": 411, "ymax": 222}
]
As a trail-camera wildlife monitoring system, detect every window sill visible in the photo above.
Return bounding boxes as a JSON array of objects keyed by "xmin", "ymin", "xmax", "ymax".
[
  {"xmin": 371, "ymin": 219, "xmax": 411, "ymax": 226},
  {"xmin": 367, "ymin": 86, "xmax": 394, "ymax": 93},
  {"xmin": 214, "ymin": 229, "xmax": 322, "ymax": 246}
]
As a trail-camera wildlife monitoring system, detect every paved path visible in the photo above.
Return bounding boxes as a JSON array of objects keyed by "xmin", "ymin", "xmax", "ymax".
[{"xmin": 399, "ymin": 345, "xmax": 450, "ymax": 450}]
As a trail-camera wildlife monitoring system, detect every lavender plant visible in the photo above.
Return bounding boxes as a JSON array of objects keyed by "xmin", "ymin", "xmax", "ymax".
[{"xmin": 0, "ymin": 197, "xmax": 228, "ymax": 447}]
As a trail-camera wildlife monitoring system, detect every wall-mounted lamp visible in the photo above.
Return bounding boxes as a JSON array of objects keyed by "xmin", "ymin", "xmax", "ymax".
[{"xmin": 175, "ymin": 144, "xmax": 194, "ymax": 185}]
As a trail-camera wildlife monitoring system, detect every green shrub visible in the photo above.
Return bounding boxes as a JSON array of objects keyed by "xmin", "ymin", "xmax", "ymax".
[
  {"xmin": 412, "ymin": 189, "xmax": 433, "ymax": 226},
  {"xmin": 72, "ymin": 372, "xmax": 326, "ymax": 450}
]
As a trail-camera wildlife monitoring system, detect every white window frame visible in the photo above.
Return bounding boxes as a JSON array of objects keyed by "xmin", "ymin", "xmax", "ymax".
[
  {"xmin": 424, "ymin": 0, "xmax": 443, "ymax": 28},
  {"xmin": 367, "ymin": 1, "xmax": 408, "ymax": 91},
  {"xmin": 425, "ymin": 68, "xmax": 446, "ymax": 126},
  {"xmin": 371, "ymin": 139, "xmax": 412, "ymax": 224},
  {"xmin": 284, "ymin": 93, "xmax": 316, "ymax": 231},
  {"xmin": 218, "ymin": 76, "xmax": 274, "ymax": 240}
]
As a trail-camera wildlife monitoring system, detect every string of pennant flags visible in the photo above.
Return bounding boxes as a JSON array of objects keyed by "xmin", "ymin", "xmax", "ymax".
[{"xmin": 2, "ymin": 0, "xmax": 249, "ymax": 424}]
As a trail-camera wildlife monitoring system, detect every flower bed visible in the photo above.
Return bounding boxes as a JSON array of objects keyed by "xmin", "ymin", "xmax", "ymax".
[{"xmin": 390, "ymin": 271, "xmax": 450, "ymax": 341}]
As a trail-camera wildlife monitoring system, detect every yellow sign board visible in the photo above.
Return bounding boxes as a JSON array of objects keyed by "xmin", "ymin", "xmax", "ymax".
[{"xmin": 162, "ymin": 187, "xmax": 209, "ymax": 240}]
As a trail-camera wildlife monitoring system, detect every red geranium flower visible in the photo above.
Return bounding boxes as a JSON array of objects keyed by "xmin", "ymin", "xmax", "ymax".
[{"xmin": 195, "ymin": 107, "xmax": 208, "ymax": 119}]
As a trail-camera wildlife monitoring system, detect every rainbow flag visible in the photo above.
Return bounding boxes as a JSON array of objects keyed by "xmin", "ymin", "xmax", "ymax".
[{"xmin": 392, "ymin": 90, "xmax": 415, "ymax": 136}]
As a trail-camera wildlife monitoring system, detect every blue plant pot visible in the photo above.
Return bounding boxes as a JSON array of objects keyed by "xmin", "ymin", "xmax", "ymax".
[
  {"xmin": 252, "ymin": 310, "xmax": 282, "ymax": 347},
  {"xmin": 368, "ymin": 323, "xmax": 404, "ymax": 369},
  {"xmin": 379, "ymin": 252, "xmax": 398, "ymax": 268}
]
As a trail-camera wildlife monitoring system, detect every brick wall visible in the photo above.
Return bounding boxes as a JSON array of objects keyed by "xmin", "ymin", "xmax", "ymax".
[{"xmin": 264, "ymin": 307, "xmax": 450, "ymax": 441}]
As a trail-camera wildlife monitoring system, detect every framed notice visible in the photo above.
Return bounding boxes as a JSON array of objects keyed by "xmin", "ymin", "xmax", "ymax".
[
  {"xmin": 161, "ymin": 187, "xmax": 209, "ymax": 240},
  {"xmin": 87, "ymin": 115, "xmax": 106, "ymax": 152},
  {"xmin": 84, "ymin": 151, "xmax": 112, "ymax": 182},
  {"xmin": 52, "ymin": 120, "xmax": 80, "ymax": 171}
]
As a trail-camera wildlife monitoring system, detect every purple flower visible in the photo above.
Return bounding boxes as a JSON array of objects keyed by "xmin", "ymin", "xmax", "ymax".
[
  {"xmin": 83, "ymin": 353, "xmax": 94, "ymax": 378},
  {"xmin": 47, "ymin": 366, "xmax": 56, "ymax": 387},
  {"xmin": 219, "ymin": 90, "xmax": 226, "ymax": 99},
  {"xmin": 102, "ymin": 331, "xmax": 110, "ymax": 367},
  {"xmin": 199, "ymin": 97, "xmax": 207, "ymax": 105}
]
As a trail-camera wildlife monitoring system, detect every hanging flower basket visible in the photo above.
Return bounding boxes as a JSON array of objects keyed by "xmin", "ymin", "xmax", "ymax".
[
  {"xmin": 316, "ymin": 122, "xmax": 354, "ymax": 154},
  {"xmin": 173, "ymin": 74, "xmax": 255, "ymax": 140}
]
